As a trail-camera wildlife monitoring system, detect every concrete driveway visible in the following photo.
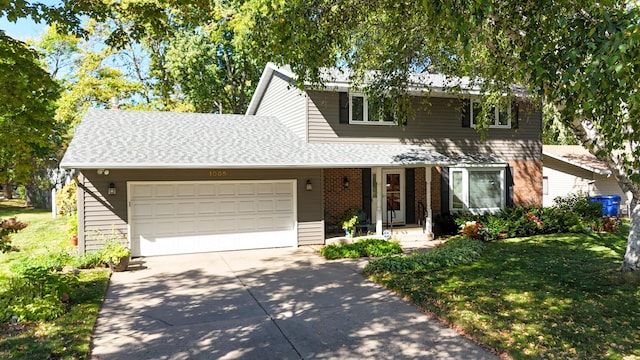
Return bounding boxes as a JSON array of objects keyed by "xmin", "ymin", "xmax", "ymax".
[{"xmin": 90, "ymin": 247, "xmax": 496, "ymax": 359}]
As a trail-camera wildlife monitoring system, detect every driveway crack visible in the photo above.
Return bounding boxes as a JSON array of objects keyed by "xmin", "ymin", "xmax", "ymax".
[{"xmin": 221, "ymin": 256, "xmax": 303, "ymax": 359}]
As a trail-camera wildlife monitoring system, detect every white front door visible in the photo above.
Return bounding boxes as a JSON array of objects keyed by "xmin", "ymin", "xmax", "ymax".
[{"xmin": 383, "ymin": 169, "xmax": 405, "ymax": 225}]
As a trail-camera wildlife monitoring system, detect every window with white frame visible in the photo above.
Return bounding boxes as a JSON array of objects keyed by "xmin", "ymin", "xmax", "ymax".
[
  {"xmin": 349, "ymin": 93, "xmax": 395, "ymax": 124},
  {"xmin": 450, "ymin": 167, "xmax": 505, "ymax": 213},
  {"xmin": 470, "ymin": 100, "xmax": 511, "ymax": 128}
]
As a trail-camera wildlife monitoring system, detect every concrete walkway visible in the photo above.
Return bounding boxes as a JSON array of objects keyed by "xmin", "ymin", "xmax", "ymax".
[{"xmin": 90, "ymin": 246, "xmax": 496, "ymax": 359}]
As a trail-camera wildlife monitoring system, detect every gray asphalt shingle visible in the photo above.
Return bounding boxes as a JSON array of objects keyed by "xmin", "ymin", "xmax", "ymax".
[{"xmin": 60, "ymin": 109, "xmax": 456, "ymax": 169}]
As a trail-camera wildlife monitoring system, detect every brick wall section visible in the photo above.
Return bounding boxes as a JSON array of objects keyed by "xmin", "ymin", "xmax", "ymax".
[
  {"xmin": 414, "ymin": 167, "xmax": 442, "ymax": 219},
  {"xmin": 511, "ymin": 160, "xmax": 543, "ymax": 207},
  {"xmin": 324, "ymin": 167, "xmax": 444, "ymax": 226},
  {"xmin": 323, "ymin": 168, "xmax": 363, "ymax": 224}
]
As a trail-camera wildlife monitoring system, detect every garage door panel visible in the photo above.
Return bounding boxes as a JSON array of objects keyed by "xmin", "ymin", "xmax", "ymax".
[
  {"xmin": 155, "ymin": 203, "xmax": 176, "ymax": 216},
  {"xmin": 177, "ymin": 184, "xmax": 196, "ymax": 197},
  {"xmin": 237, "ymin": 200, "xmax": 256, "ymax": 213},
  {"xmin": 133, "ymin": 202, "xmax": 154, "ymax": 217},
  {"xmin": 275, "ymin": 199, "xmax": 293, "ymax": 211},
  {"xmin": 132, "ymin": 184, "xmax": 153, "ymax": 198},
  {"xmin": 176, "ymin": 202, "xmax": 196, "ymax": 215},
  {"xmin": 257, "ymin": 183, "xmax": 273, "ymax": 194},
  {"xmin": 198, "ymin": 184, "xmax": 216, "ymax": 196},
  {"xmin": 130, "ymin": 180, "xmax": 296, "ymax": 256},
  {"xmin": 275, "ymin": 183, "xmax": 292, "ymax": 194},
  {"xmin": 237, "ymin": 183, "xmax": 255, "ymax": 195},
  {"xmin": 155, "ymin": 185, "xmax": 175, "ymax": 197},
  {"xmin": 217, "ymin": 184, "xmax": 235, "ymax": 196},
  {"xmin": 198, "ymin": 201, "xmax": 219, "ymax": 214},
  {"xmin": 257, "ymin": 200, "xmax": 274, "ymax": 212}
]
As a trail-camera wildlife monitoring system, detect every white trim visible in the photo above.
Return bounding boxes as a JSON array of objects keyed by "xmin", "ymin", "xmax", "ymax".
[
  {"xmin": 374, "ymin": 167, "xmax": 383, "ymax": 235},
  {"xmin": 127, "ymin": 179, "xmax": 298, "ymax": 256},
  {"xmin": 449, "ymin": 167, "xmax": 506, "ymax": 214}
]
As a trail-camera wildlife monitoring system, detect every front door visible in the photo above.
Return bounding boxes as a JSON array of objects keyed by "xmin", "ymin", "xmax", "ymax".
[{"xmin": 383, "ymin": 169, "xmax": 405, "ymax": 225}]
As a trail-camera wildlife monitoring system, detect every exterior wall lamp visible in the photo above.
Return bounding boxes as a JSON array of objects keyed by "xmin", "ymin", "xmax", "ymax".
[
  {"xmin": 305, "ymin": 179, "xmax": 313, "ymax": 191},
  {"xmin": 108, "ymin": 182, "xmax": 117, "ymax": 195},
  {"xmin": 343, "ymin": 176, "xmax": 350, "ymax": 189}
]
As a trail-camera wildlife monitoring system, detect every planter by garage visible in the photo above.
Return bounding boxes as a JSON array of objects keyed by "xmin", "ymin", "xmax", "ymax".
[{"xmin": 109, "ymin": 256, "xmax": 130, "ymax": 272}]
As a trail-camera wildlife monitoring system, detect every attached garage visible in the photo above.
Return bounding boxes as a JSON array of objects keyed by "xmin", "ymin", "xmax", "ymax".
[{"xmin": 128, "ymin": 180, "xmax": 297, "ymax": 256}]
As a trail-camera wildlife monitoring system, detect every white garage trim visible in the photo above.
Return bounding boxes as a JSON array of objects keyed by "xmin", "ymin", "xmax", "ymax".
[{"xmin": 127, "ymin": 180, "xmax": 298, "ymax": 256}]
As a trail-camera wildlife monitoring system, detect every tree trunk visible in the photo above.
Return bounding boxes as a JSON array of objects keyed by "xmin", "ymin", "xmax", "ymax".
[
  {"xmin": 623, "ymin": 202, "xmax": 640, "ymax": 272},
  {"xmin": 2, "ymin": 180, "xmax": 12, "ymax": 199}
]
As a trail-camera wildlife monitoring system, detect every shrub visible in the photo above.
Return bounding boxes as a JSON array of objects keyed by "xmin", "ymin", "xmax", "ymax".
[
  {"xmin": 321, "ymin": 238, "xmax": 402, "ymax": 259},
  {"xmin": 433, "ymin": 213, "xmax": 458, "ymax": 236},
  {"xmin": 363, "ymin": 236, "xmax": 484, "ymax": 275},
  {"xmin": 55, "ymin": 182, "xmax": 77, "ymax": 215},
  {"xmin": 0, "ymin": 217, "xmax": 27, "ymax": 253},
  {"xmin": 72, "ymin": 251, "xmax": 104, "ymax": 269},
  {"xmin": 1, "ymin": 253, "xmax": 79, "ymax": 322}
]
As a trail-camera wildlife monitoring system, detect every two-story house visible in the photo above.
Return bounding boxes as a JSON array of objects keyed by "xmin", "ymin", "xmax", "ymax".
[{"xmin": 61, "ymin": 63, "xmax": 542, "ymax": 257}]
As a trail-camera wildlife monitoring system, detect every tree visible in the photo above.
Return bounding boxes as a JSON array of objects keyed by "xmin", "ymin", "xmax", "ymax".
[
  {"xmin": 243, "ymin": 0, "xmax": 640, "ymax": 272},
  {"xmin": 97, "ymin": 0, "xmax": 263, "ymax": 113},
  {"xmin": 0, "ymin": 31, "xmax": 60, "ymax": 201}
]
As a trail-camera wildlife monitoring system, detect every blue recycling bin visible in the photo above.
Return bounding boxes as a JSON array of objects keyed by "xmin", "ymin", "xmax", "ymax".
[{"xmin": 590, "ymin": 195, "xmax": 621, "ymax": 217}]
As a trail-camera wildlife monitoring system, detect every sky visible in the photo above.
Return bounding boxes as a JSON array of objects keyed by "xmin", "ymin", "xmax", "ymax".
[{"xmin": 0, "ymin": 0, "xmax": 61, "ymax": 40}]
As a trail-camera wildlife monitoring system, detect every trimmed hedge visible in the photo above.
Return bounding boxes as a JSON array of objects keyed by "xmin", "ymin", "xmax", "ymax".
[
  {"xmin": 363, "ymin": 236, "xmax": 484, "ymax": 275},
  {"xmin": 321, "ymin": 238, "xmax": 403, "ymax": 260}
]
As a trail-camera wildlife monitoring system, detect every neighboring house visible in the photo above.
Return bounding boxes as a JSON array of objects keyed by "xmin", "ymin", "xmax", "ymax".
[
  {"xmin": 543, "ymin": 145, "xmax": 630, "ymax": 214},
  {"xmin": 60, "ymin": 63, "xmax": 542, "ymax": 257}
]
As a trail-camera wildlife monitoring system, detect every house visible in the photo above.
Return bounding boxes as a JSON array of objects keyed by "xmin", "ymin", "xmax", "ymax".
[
  {"xmin": 543, "ymin": 145, "xmax": 630, "ymax": 214},
  {"xmin": 60, "ymin": 63, "xmax": 542, "ymax": 257}
]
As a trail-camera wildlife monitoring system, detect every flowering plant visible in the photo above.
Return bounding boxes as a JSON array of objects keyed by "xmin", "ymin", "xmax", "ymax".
[
  {"xmin": 525, "ymin": 212, "xmax": 544, "ymax": 229},
  {"xmin": 0, "ymin": 217, "xmax": 28, "ymax": 253},
  {"xmin": 460, "ymin": 221, "xmax": 485, "ymax": 240}
]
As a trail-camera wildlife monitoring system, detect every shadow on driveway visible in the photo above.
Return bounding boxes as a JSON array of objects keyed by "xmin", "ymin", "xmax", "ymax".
[{"xmin": 90, "ymin": 248, "xmax": 496, "ymax": 359}]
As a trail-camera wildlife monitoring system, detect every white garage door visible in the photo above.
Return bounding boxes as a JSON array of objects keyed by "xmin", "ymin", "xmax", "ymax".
[{"xmin": 128, "ymin": 181, "xmax": 297, "ymax": 256}]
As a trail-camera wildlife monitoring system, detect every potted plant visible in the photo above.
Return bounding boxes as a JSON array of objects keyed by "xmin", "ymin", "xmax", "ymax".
[
  {"xmin": 340, "ymin": 208, "xmax": 359, "ymax": 239},
  {"xmin": 67, "ymin": 213, "xmax": 78, "ymax": 246},
  {"xmin": 101, "ymin": 239, "xmax": 131, "ymax": 272}
]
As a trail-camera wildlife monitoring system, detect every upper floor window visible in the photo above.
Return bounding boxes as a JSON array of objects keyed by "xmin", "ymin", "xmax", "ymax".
[
  {"xmin": 349, "ymin": 93, "xmax": 395, "ymax": 125},
  {"xmin": 470, "ymin": 100, "xmax": 511, "ymax": 128}
]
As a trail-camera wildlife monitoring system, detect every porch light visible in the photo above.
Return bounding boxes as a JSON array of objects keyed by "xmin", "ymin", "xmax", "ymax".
[
  {"xmin": 343, "ymin": 176, "xmax": 349, "ymax": 189},
  {"xmin": 305, "ymin": 179, "xmax": 313, "ymax": 191},
  {"xmin": 108, "ymin": 182, "xmax": 117, "ymax": 195}
]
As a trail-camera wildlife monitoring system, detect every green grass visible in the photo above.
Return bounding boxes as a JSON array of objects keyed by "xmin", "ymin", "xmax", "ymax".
[
  {"xmin": 369, "ymin": 228, "xmax": 640, "ymax": 359},
  {"xmin": 0, "ymin": 200, "xmax": 110, "ymax": 359}
]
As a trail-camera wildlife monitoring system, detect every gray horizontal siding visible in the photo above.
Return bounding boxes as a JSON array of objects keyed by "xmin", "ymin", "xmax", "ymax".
[
  {"xmin": 78, "ymin": 168, "xmax": 324, "ymax": 253},
  {"xmin": 80, "ymin": 175, "xmax": 128, "ymax": 253},
  {"xmin": 298, "ymin": 221, "xmax": 324, "ymax": 245},
  {"xmin": 254, "ymin": 71, "xmax": 307, "ymax": 140},
  {"xmin": 308, "ymin": 91, "xmax": 542, "ymax": 161}
]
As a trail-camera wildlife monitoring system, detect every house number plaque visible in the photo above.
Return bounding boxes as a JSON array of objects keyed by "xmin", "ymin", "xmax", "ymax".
[{"xmin": 209, "ymin": 170, "xmax": 228, "ymax": 177}]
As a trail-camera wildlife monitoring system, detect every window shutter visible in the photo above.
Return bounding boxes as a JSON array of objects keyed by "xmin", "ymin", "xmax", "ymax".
[
  {"xmin": 362, "ymin": 169, "xmax": 372, "ymax": 222},
  {"xmin": 511, "ymin": 101, "xmax": 519, "ymax": 129},
  {"xmin": 405, "ymin": 169, "xmax": 415, "ymax": 224},
  {"xmin": 461, "ymin": 99, "xmax": 471, "ymax": 128},
  {"xmin": 441, "ymin": 167, "xmax": 450, "ymax": 214},
  {"xmin": 505, "ymin": 166, "xmax": 514, "ymax": 207},
  {"xmin": 339, "ymin": 93, "xmax": 349, "ymax": 124}
]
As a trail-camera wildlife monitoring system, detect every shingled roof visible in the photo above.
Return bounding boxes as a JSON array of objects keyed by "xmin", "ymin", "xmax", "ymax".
[
  {"xmin": 543, "ymin": 145, "xmax": 611, "ymax": 175},
  {"xmin": 60, "ymin": 109, "xmax": 456, "ymax": 169}
]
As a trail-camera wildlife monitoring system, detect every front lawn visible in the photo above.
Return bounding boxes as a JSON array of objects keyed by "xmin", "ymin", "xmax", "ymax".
[
  {"xmin": 0, "ymin": 200, "xmax": 110, "ymax": 359},
  {"xmin": 368, "ymin": 229, "xmax": 640, "ymax": 359}
]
